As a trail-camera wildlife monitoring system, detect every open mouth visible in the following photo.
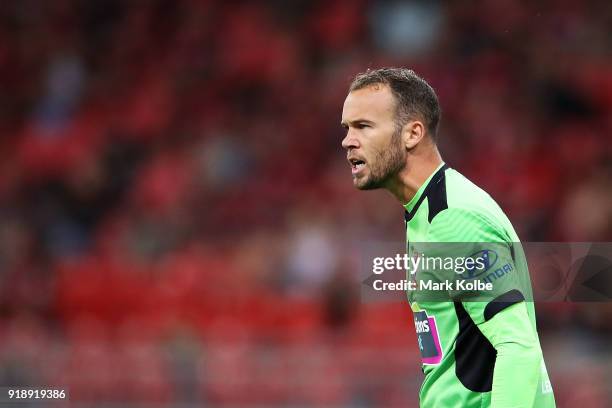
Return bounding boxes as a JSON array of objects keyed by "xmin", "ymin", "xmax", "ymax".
[{"xmin": 349, "ymin": 158, "xmax": 366, "ymax": 174}]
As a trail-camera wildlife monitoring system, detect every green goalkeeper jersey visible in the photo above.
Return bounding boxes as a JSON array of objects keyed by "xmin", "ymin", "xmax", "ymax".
[{"xmin": 403, "ymin": 163, "xmax": 556, "ymax": 408}]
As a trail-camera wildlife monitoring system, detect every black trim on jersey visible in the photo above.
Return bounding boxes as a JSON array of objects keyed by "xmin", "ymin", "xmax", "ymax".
[
  {"xmin": 404, "ymin": 164, "xmax": 449, "ymax": 223},
  {"xmin": 483, "ymin": 289, "xmax": 525, "ymax": 321},
  {"xmin": 427, "ymin": 169, "xmax": 448, "ymax": 223},
  {"xmin": 453, "ymin": 302, "xmax": 495, "ymax": 392}
]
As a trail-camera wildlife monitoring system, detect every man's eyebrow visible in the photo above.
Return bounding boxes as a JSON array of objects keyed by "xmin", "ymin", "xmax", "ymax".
[{"xmin": 340, "ymin": 119, "xmax": 375, "ymax": 127}]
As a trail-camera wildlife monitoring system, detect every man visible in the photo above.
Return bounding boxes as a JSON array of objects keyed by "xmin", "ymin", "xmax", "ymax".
[{"xmin": 340, "ymin": 68, "xmax": 556, "ymax": 407}]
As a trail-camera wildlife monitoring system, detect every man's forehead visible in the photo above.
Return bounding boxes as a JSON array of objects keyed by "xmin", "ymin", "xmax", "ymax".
[{"xmin": 342, "ymin": 84, "xmax": 396, "ymax": 119}]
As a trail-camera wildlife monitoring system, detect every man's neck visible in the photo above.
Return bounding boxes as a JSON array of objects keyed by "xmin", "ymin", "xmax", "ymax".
[{"xmin": 385, "ymin": 149, "xmax": 443, "ymax": 205}]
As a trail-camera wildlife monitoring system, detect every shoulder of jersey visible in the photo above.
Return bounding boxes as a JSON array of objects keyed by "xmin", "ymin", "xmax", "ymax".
[
  {"xmin": 442, "ymin": 169, "xmax": 502, "ymax": 218},
  {"xmin": 428, "ymin": 167, "xmax": 511, "ymax": 241}
]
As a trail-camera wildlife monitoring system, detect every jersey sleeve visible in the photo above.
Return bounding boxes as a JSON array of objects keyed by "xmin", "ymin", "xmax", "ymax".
[
  {"xmin": 424, "ymin": 208, "xmax": 544, "ymax": 406},
  {"xmin": 479, "ymin": 302, "xmax": 542, "ymax": 407},
  {"xmin": 421, "ymin": 207, "xmax": 528, "ymax": 325}
]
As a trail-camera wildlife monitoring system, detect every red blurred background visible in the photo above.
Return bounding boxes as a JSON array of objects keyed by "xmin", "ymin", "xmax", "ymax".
[{"xmin": 0, "ymin": 0, "xmax": 611, "ymax": 406}]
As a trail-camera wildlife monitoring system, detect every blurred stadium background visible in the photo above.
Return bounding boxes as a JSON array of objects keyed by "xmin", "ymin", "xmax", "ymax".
[{"xmin": 0, "ymin": 0, "xmax": 611, "ymax": 406}]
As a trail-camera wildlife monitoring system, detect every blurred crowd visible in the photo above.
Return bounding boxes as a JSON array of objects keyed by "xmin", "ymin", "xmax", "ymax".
[{"xmin": 0, "ymin": 0, "xmax": 611, "ymax": 406}]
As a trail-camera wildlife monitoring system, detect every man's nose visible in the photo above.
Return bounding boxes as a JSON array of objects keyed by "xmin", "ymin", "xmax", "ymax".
[{"xmin": 342, "ymin": 129, "xmax": 360, "ymax": 150}]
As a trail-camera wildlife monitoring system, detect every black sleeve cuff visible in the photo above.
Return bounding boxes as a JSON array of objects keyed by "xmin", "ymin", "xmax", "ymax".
[{"xmin": 483, "ymin": 289, "xmax": 525, "ymax": 321}]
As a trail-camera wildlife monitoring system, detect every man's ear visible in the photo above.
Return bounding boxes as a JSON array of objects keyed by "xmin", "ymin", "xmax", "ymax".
[{"xmin": 402, "ymin": 120, "xmax": 426, "ymax": 150}]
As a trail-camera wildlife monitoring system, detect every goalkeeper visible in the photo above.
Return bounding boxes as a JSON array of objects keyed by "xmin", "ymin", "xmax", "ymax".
[{"xmin": 340, "ymin": 68, "xmax": 556, "ymax": 407}]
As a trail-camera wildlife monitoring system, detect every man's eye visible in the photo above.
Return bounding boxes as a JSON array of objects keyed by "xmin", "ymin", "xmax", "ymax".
[{"xmin": 356, "ymin": 123, "xmax": 369, "ymax": 129}]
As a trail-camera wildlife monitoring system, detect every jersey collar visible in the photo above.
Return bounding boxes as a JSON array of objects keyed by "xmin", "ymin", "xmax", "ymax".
[{"xmin": 403, "ymin": 162, "xmax": 448, "ymax": 222}]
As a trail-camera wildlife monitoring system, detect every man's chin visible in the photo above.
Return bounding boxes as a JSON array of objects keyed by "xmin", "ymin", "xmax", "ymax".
[{"xmin": 353, "ymin": 175, "xmax": 379, "ymax": 190}]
